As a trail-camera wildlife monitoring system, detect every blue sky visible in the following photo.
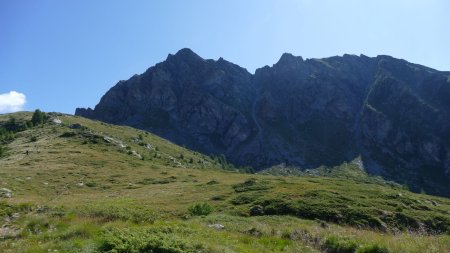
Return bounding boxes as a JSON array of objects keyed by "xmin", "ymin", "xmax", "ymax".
[{"xmin": 1, "ymin": 0, "xmax": 449, "ymax": 114}]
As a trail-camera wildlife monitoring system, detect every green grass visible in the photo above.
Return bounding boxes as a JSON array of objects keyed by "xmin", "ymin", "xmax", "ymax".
[{"xmin": 0, "ymin": 112, "xmax": 449, "ymax": 252}]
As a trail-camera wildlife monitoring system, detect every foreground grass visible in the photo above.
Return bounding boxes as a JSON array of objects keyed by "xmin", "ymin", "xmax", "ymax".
[{"xmin": 0, "ymin": 112, "xmax": 449, "ymax": 252}]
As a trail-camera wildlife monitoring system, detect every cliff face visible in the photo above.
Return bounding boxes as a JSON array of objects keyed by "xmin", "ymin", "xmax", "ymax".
[
  {"xmin": 76, "ymin": 48, "xmax": 450, "ymax": 196},
  {"xmin": 77, "ymin": 49, "xmax": 255, "ymax": 156}
]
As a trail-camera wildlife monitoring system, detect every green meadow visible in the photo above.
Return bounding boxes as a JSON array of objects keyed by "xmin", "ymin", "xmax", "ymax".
[{"xmin": 0, "ymin": 112, "xmax": 449, "ymax": 253}]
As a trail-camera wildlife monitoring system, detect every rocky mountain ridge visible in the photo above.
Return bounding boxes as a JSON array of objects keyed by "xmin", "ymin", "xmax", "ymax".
[{"xmin": 76, "ymin": 48, "xmax": 450, "ymax": 196}]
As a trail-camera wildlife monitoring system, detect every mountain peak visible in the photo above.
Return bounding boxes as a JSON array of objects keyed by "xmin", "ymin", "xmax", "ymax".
[
  {"xmin": 168, "ymin": 48, "xmax": 203, "ymax": 61},
  {"xmin": 75, "ymin": 50, "xmax": 450, "ymax": 197},
  {"xmin": 276, "ymin": 52, "xmax": 303, "ymax": 66}
]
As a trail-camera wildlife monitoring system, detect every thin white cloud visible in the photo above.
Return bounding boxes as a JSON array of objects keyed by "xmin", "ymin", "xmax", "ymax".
[{"xmin": 0, "ymin": 91, "xmax": 27, "ymax": 114}]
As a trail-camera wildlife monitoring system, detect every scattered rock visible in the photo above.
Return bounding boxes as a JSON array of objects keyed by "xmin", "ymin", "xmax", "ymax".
[
  {"xmin": 246, "ymin": 227, "xmax": 263, "ymax": 237},
  {"xmin": 0, "ymin": 188, "xmax": 12, "ymax": 198},
  {"xmin": 69, "ymin": 123, "xmax": 83, "ymax": 129},
  {"xmin": 0, "ymin": 226, "xmax": 21, "ymax": 239},
  {"xmin": 52, "ymin": 118, "xmax": 62, "ymax": 124},
  {"xmin": 146, "ymin": 143, "xmax": 155, "ymax": 150},
  {"xmin": 427, "ymin": 200, "xmax": 438, "ymax": 206},
  {"xmin": 319, "ymin": 220, "xmax": 328, "ymax": 228},
  {"xmin": 131, "ymin": 150, "xmax": 142, "ymax": 159},
  {"xmin": 206, "ymin": 180, "xmax": 219, "ymax": 185},
  {"xmin": 249, "ymin": 205, "xmax": 264, "ymax": 216},
  {"xmin": 208, "ymin": 224, "xmax": 225, "ymax": 230},
  {"xmin": 104, "ymin": 136, "xmax": 127, "ymax": 148}
]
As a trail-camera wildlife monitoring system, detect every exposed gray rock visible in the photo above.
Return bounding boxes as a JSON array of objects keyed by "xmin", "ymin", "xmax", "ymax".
[
  {"xmin": 52, "ymin": 118, "xmax": 62, "ymax": 124},
  {"xmin": 76, "ymin": 49, "xmax": 450, "ymax": 197},
  {"xmin": 69, "ymin": 123, "xmax": 83, "ymax": 129},
  {"xmin": 208, "ymin": 224, "xmax": 225, "ymax": 230},
  {"xmin": 0, "ymin": 188, "xmax": 12, "ymax": 198},
  {"xmin": 250, "ymin": 205, "xmax": 264, "ymax": 216}
]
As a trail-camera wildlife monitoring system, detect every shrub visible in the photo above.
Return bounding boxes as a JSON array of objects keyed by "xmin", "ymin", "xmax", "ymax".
[
  {"xmin": 31, "ymin": 109, "xmax": 47, "ymax": 126},
  {"xmin": 60, "ymin": 132, "xmax": 77, "ymax": 138},
  {"xmin": 210, "ymin": 195, "xmax": 226, "ymax": 201},
  {"xmin": 98, "ymin": 227, "xmax": 204, "ymax": 253},
  {"xmin": 261, "ymin": 199, "xmax": 296, "ymax": 215},
  {"xmin": 323, "ymin": 236, "xmax": 358, "ymax": 253},
  {"xmin": 85, "ymin": 182, "xmax": 97, "ymax": 187},
  {"xmin": 138, "ymin": 177, "xmax": 176, "ymax": 185},
  {"xmin": 0, "ymin": 146, "xmax": 6, "ymax": 157},
  {"xmin": 206, "ymin": 180, "xmax": 219, "ymax": 185},
  {"xmin": 58, "ymin": 223, "xmax": 100, "ymax": 240},
  {"xmin": 24, "ymin": 216, "xmax": 50, "ymax": 234},
  {"xmin": 358, "ymin": 244, "xmax": 389, "ymax": 253},
  {"xmin": 249, "ymin": 205, "xmax": 264, "ymax": 216},
  {"xmin": 231, "ymin": 193, "xmax": 258, "ymax": 205},
  {"xmin": 423, "ymin": 215, "xmax": 450, "ymax": 233},
  {"xmin": 232, "ymin": 178, "xmax": 271, "ymax": 192},
  {"xmin": 188, "ymin": 203, "xmax": 213, "ymax": 216}
]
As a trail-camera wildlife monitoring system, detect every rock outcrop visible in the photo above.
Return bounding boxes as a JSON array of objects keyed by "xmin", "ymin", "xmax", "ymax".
[{"xmin": 76, "ymin": 48, "xmax": 450, "ymax": 196}]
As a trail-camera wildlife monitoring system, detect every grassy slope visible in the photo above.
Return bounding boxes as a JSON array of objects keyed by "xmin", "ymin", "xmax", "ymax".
[{"xmin": 0, "ymin": 112, "xmax": 449, "ymax": 253}]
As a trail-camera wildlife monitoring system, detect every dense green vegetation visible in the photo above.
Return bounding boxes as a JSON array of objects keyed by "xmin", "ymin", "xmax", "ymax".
[
  {"xmin": 0, "ymin": 112, "xmax": 449, "ymax": 252},
  {"xmin": 0, "ymin": 110, "xmax": 48, "ymax": 158}
]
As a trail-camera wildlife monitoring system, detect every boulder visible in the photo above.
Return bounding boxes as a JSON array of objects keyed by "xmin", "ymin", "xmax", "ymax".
[{"xmin": 0, "ymin": 188, "xmax": 12, "ymax": 198}]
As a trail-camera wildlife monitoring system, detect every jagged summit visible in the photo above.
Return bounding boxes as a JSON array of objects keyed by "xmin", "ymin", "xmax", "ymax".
[
  {"xmin": 167, "ymin": 48, "xmax": 203, "ymax": 61},
  {"xmin": 276, "ymin": 52, "xmax": 303, "ymax": 66},
  {"xmin": 76, "ymin": 49, "xmax": 450, "ymax": 196}
]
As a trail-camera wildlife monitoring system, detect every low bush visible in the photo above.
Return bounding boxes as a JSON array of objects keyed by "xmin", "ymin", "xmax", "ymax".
[
  {"xmin": 138, "ymin": 177, "xmax": 176, "ymax": 185},
  {"xmin": 0, "ymin": 201, "xmax": 33, "ymax": 218},
  {"xmin": 24, "ymin": 216, "xmax": 51, "ymax": 235},
  {"xmin": 188, "ymin": 203, "xmax": 213, "ymax": 216},
  {"xmin": 232, "ymin": 178, "xmax": 271, "ymax": 192},
  {"xmin": 60, "ymin": 132, "xmax": 77, "ymax": 138},
  {"xmin": 210, "ymin": 195, "xmax": 226, "ymax": 201},
  {"xmin": 423, "ymin": 215, "xmax": 450, "ymax": 233},
  {"xmin": 98, "ymin": 227, "xmax": 205, "ymax": 253},
  {"xmin": 231, "ymin": 193, "xmax": 259, "ymax": 205},
  {"xmin": 255, "ymin": 197, "xmax": 386, "ymax": 230},
  {"xmin": 323, "ymin": 236, "xmax": 358, "ymax": 253},
  {"xmin": 258, "ymin": 199, "xmax": 297, "ymax": 215},
  {"xmin": 206, "ymin": 180, "xmax": 219, "ymax": 185},
  {"xmin": 57, "ymin": 223, "xmax": 100, "ymax": 240},
  {"xmin": 358, "ymin": 244, "xmax": 389, "ymax": 253}
]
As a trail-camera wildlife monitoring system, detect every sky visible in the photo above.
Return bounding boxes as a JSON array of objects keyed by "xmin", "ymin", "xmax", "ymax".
[{"xmin": 1, "ymin": 0, "xmax": 449, "ymax": 114}]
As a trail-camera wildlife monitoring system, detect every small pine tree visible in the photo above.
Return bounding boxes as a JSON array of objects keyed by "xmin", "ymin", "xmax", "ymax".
[{"xmin": 31, "ymin": 109, "xmax": 46, "ymax": 126}]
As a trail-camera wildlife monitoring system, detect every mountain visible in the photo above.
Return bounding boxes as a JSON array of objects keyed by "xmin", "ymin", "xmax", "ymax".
[
  {"xmin": 76, "ymin": 49, "xmax": 450, "ymax": 196},
  {"xmin": 1, "ymin": 112, "xmax": 450, "ymax": 252}
]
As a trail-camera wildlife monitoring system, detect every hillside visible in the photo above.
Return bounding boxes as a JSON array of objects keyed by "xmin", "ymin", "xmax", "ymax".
[
  {"xmin": 0, "ymin": 112, "xmax": 449, "ymax": 252},
  {"xmin": 76, "ymin": 49, "xmax": 450, "ymax": 197}
]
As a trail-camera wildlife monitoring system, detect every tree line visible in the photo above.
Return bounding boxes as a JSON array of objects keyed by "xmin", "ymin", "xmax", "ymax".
[{"xmin": 0, "ymin": 109, "xmax": 48, "ymax": 157}]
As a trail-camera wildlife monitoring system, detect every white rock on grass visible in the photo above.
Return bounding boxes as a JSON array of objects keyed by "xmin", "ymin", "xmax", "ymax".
[
  {"xmin": 0, "ymin": 188, "xmax": 12, "ymax": 198},
  {"xmin": 131, "ymin": 151, "xmax": 142, "ymax": 159},
  {"xmin": 52, "ymin": 118, "xmax": 62, "ymax": 124},
  {"xmin": 208, "ymin": 224, "xmax": 225, "ymax": 230}
]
